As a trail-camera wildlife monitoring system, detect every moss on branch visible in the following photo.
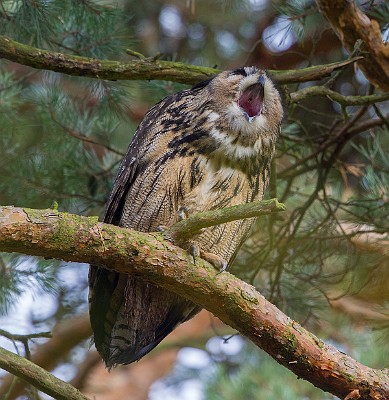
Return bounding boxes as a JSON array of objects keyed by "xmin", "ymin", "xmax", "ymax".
[
  {"xmin": 0, "ymin": 35, "xmax": 363, "ymax": 85},
  {"xmin": 167, "ymin": 198, "xmax": 285, "ymax": 240},
  {"xmin": 0, "ymin": 205, "xmax": 388, "ymax": 399},
  {"xmin": 0, "ymin": 35, "xmax": 218, "ymax": 85},
  {"xmin": 0, "ymin": 346, "xmax": 90, "ymax": 400}
]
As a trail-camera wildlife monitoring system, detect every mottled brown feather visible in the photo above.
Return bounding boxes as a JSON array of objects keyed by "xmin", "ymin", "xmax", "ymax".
[{"xmin": 89, "ymin": 67, "xmax": 283, "ymax": 367}]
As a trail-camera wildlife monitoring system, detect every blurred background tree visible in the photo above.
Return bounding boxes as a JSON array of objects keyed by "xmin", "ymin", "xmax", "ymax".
[{"xmin": 0, "ymin": 0, "xmax": 388, "ymax": 399}]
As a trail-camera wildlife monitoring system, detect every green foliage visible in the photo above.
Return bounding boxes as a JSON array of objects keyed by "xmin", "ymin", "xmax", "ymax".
[
  {"xmin": 0, "ymin": 1, "xmax": 389, "ymax": 398},
  {"xmin": 0, "ymin": 1, "xmax": 138, "ymax": 323},
  {"xmin": 0, "ymin": 0, "xmax": 132, "ymax": 54},
  {"xmin": 0, "ymin": 254, "xmax": 60, "ymax": 315},
  {"xmin": 366, "ymin": 2, "xmax": 389, "ymax": 33},
  {"xmin": 271, "ymin": 1, "xmax": 325, "ymax": 44},
  {"xmin": 206, "ymin": 353, "xmax": 333, "ymax": 400}
]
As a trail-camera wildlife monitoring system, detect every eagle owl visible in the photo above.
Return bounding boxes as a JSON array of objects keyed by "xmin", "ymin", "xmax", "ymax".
[{"xmin": 89, "ymin": 66, "xmax": 283, "ymax": 367}]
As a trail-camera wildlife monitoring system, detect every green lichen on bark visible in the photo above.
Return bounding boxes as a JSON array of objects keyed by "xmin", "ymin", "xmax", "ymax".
[
  {"xmin": 0, "ymin": 35, "xmax": 368, "ymax": 86},
  {"xmin": 23, "ymin": 207, "xmax": 56, "ymax": 223},
  {"xmin": 0, "ymin": 205, "xmax": 389, "ymax": 399}
]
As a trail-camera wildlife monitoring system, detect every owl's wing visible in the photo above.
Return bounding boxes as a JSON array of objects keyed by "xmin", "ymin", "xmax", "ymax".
[
  {"xmin": 103, "ymin": 81, "xmax": 209, "ymax": 225},
  {"xmin": 103, "ymin": 151, "xmax": 141, "ymax": 225},
  {"xmin": 89, "ymin": 85, "xmax": 211, "ymax": 366},
  {"xmin": 88, "ymin": 107, "xmax": 155, "ymax": 363},
  {"xmin": 103, "ymin": 100, "xmax": 163, "ymax": 225}
]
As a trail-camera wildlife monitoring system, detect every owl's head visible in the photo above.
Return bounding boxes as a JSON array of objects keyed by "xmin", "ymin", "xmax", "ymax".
[{"xmin": 204, "ymin": 66, "xmax": 283, "ymax": 144}]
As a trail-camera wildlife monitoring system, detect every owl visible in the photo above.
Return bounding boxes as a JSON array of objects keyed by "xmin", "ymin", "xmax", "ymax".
[{"xmin": 89, "ymin": 66, "xmax": 283, "ymax": 367}]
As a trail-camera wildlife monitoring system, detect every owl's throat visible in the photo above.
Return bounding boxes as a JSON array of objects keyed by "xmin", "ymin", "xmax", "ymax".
[{"xmin": 238, "ymin": 82, "xmax": 264, "ymax": 123}]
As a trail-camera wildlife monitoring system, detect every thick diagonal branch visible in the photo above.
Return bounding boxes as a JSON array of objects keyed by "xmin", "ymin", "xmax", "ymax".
[
  {"xmin": 316, "ymin": 0, "xmax": 389, "ymax": 91},
  {"xmin": 0, "ymin": 205, "xmax": 388, "ymax": 399}
]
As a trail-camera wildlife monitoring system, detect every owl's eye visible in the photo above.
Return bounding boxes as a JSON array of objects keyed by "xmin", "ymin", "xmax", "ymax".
[{"xmin": 238, "ymin": 81, "xmax": 264, "ymax": 119}]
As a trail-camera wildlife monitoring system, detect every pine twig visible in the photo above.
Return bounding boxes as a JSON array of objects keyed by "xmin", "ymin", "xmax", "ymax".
[
  {"xmin": 0, "ymin": 329, "xmax": 52, "ymax": 342},
  {"xmin": 166, "ymin": 198, "xmax": 285, "ymax": 240},
  {"xmin": 0, "ymin": 315, "xmax": 92, "ymax": 399}
]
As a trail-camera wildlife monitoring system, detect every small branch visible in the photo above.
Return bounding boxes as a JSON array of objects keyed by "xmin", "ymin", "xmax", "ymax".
[
  {"xmin": 290, "ymin": 86, "xmax": 389, "ymax": 106},
  {"xmin": 0, "ymin": 346, "xmax": 90, "ymax": 400},
  {"xmin": 0, "ymin": 205, "xmax": 388, "ymax": 399},
  {"xmin": 270, "ymin": 57, "xmax": 363, "ymax": 84},
  {"xmin": 167, "ymin": 198, "xmax": 285, "ymax": 240},
  {"xmin": 0, "ymin": 329, "xmax": 52, "ymax": 342},
  {"xmin": 0, "ymin": 35, "xmax": 362, "ymax": 85},
  {"xmin": 0, "ymin": 315, "xmax": 92, "ymax": 399},
  {"xmin": 0, "ymin": 35, "xmax": 217, "ymax": 85},
  {"xmin": 0, "ymin": 328, "xmax": 52, "ymax": 368}
]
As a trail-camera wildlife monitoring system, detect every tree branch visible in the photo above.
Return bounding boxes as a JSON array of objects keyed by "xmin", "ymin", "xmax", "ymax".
[
  {"xmin": 0, "ymin": 34, "xmax": 362, "ymax": 85},
  {"xmin": 0, "ymin": 315, "xmax": 92, "ymax": 399},
  {"xmin": 0, "ymin": 205, "xmax": 388, "ymax": 399},
  {"xmin": 290, "ymin": 86, "xmax": 389, "ymax": 106},
  {"xmin": 316, "ymin": 0, "xmax": 389, "ymax": 91},
  {"xmin": 0, "ymin": 346, "xmax": 90, "ymax": 400},
  {"xmin": 166, "ymin": 198, "xmax": 285, "ymax": 240}
]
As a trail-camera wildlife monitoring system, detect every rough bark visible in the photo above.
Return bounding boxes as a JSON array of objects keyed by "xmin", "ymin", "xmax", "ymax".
[
  {"xmin": 0, "ymin": 205, "xmax": 388, "ymax": 400},
  {"xmin": 316, "ymin": 0, "xmax": 389, "ymax": 92},
  {"xmin": 0, "ymin": 34, "xmax": 362, "ymax": 85}
]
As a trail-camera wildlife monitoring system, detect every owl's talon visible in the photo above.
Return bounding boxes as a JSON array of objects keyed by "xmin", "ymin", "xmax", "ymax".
[
  {"xmin": 216, "ymin": 260, "xmax": 228, "ymax": 275},
  {"xmin": 156, "ymin": 225, "xmax": 175, "ymax": 244},
  {"xmin": 201, "ymin": 251, "xmax": 228, "ymax": 273},
  {"xmin": 189, "ymin": 243, "xmax": 200, "ymax": 264},
  {"xmin": 177, "ymin": 206, "xmax": 189, "ymax": 221}
]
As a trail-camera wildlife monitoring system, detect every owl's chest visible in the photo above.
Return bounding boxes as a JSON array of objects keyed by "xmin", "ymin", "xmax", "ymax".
[{"xmin": 182, "ymin": 158, "xmax": 254, "ymax": 214}]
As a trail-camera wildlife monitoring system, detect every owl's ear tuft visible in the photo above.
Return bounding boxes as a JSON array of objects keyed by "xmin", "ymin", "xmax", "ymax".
[{"xmin": 191, "ymin": 77, "xmax": 214, "ymax": 91}]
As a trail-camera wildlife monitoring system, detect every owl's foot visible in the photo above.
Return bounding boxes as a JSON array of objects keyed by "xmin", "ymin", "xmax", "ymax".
[
  {"xmin": 177, "ymin": 206, "xmax": 189, "ymax": 221},
  {"xmin": 189, "ymin": 243, "xmax": 200, "ymax": 264},
  {"xmin": 201, "ymin": 251, "xmax": 228, "ymax": 273},
  {"xmin": 189, "ymin": 242, "xmax": 227, "ymax": 273},
  {"xmin": 156, "ymin": 225, "xmax": 176, "ymax": 244}
]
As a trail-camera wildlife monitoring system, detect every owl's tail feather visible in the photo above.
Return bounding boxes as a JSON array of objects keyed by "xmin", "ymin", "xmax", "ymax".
[{"xmin": 89, "ymin": 267, "xmax": 201, "ymax": 367}]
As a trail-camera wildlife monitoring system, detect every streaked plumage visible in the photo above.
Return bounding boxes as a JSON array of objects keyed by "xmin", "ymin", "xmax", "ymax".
[{"xmin": 89, "ymin": 66, "xmax": 283, "ymax": 367}]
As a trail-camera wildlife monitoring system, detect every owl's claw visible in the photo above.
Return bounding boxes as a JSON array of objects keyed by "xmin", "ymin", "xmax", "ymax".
[
  {"xmin": 189, "ymin": 243, "xmax": 200, "ymax": 264},
  {"xmin": 216, "ymin": 260, "xmax": 228, "ymax": 275},
  {"xmin": 156, "ymin": 225, "xmax": 168, "ymax": 232},
  {"xmin": 177, "ymin": 206, "xmax": 189, "ymax": 221},
  {"xmin": 188, "ymin": 242, "xmax": 227, "ymax": 272},
  {"xmin": 200, "ymin": 251, "xmax": 228, "ymax": 273},
  {"xmin": 156, "ymin": 225, "xmax": 175, "ymax": 244}
]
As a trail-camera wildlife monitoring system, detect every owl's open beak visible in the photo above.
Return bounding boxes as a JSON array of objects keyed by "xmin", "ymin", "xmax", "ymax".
[{"xmin": 238, "ymin": 76, "xmax": 265, "ymax": 123}]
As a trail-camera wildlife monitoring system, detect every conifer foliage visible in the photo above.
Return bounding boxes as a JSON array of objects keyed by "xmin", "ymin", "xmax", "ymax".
[{"xmin": 0, "ymin": 1, "xmax": 388, "ymax": 399}]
